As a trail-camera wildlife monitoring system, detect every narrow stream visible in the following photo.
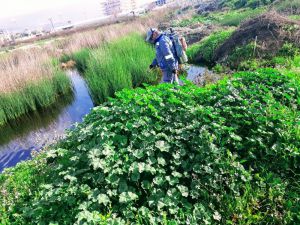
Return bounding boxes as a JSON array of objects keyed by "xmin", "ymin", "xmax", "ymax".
[
  {"xmin": 0, "ymin": 70, "xmax": 94, "ymax": 172},
  {"xmin": 0, "ymin": 65, "xmax": 207, "ymax": 172}
]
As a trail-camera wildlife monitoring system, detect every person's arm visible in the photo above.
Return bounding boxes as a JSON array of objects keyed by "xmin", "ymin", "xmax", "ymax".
[{"xmin": 160, "ymin": 38, "xmax": 177, "ymax": 72}]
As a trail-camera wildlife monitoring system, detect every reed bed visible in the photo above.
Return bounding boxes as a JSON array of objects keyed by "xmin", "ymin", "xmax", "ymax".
[
  {"xmin": 84, "ymin": 34, "xmax": 158, "ymax": 104},
  {"xmin": 0, "ymin": 49, "xmax": 58, "ymax": 93},
  {"xmin": 0, "ymin": 49, "xmax": 71, "ymax": 126}
]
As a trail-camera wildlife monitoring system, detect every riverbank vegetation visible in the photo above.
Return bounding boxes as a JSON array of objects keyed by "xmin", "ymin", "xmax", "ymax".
[
  {"xmin": 0, "ymin": 9, "xmax": 171, "ymax": 128},
  {"xmin": 186, "ymin": 10, "xmax": 300, "ymax": 71},
  {"xmin": 1, "ymin": 68, "xmax": 299, "ymax": 224},
  {"xmin": 0, "ymin": 50, "xmax": 71, "ymax": 127},
  {"xmin": 63, "ymin": 34, "xmax": 158, "ymax": 104}
]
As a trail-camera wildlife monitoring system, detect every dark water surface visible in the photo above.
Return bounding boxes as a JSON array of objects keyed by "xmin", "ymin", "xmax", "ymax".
[
  {"xmin": 0, "ymin": 65, "xmax": 207, "ymax": 172},
  {"xmin": 0, "ymin": 70, "xmax": 94, "ymax": 172},
  {"xmin": 186, "ymin": 65, "xmax": 207, "ymax": 81}
]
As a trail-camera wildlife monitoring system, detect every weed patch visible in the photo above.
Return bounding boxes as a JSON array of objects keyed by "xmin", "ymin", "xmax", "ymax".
[{"xmin": 1, "ymin": 69, "xmax": 299, "ymax": 224}]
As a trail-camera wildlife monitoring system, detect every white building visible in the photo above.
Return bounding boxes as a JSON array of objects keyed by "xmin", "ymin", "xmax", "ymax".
[{"xmin": 102, "ymin": 0, "xmax": 138, "ymax": 16}]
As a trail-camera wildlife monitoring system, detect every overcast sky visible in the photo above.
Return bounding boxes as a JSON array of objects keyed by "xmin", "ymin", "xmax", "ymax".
[{"xmin": 0, "ymin": 0, "xmax": 153, "ymax": 32}]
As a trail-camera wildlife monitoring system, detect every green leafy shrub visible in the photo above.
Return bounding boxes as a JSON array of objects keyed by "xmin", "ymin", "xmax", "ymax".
[
  {"xmin": 1, "ymin": 69, "xmax": 299, "ymax": 224},
  {"xmin": 187, "ymin": 29, "xmax": 234, "ymax": 64},
  {"xmin": 177, "ymin": 8, "xmax": 265, "ymax": 28},
  {"xmin": 289, "ymin": 15, "xmax": 300, "ymax": 20},
  {"xmin": 292, "ymin": 55, "xmax": 300, "ymax": 67},
  {"xmin": 0, "ymin": 153, "xmax": 49, "ymax": 225},
  {"xmin": 269, "ymin": 56, "xmax": 292, "ymax": 68}
]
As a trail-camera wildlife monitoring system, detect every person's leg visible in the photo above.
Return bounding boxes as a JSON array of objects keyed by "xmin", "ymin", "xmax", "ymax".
[
  {"xmin": 162, "ymin": 70, "xmax": 180, "ymax": 84},
  {"xmin": 162, "ymin": 70, "xmax": 173, "ymax": 83}
]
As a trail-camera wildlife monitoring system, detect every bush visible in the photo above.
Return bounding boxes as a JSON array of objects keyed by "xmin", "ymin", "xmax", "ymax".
[
  {"xmin": 187, "ymin": 29, "xmax": 234, "ymax": 64},
  {"xmin": 238, "ymin": 59, "xmax": 260, "ymax": 70},
  {"xmin": 289, "ymin": 15, "xmax": 300, "ymax": 20},
  {"xmin": 1, "ymin": 69, "xmax": 299, "ymax": 224},
  {"xmin": 270, "ymin": 56, "xmax": 292, "ymax": 68},
  {"xmin": 0, "ymin": 153, "xmax": 49, "ymax": 225}
]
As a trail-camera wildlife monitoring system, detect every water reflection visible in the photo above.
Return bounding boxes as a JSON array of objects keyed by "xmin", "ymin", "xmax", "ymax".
[
  {"xmin": 0, "ymin": 70, "xmax": 94, "ymax": 172},
  {"xmin": 186, "ymin": 65, "xmax": 208, "ymax": 81}
]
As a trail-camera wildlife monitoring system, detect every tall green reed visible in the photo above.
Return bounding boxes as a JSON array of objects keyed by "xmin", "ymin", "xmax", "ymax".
[
  {"xmin": 82, "ymin": 34, "xmax": 158, "ymax": 104},
  {"xmin": 0, "ymin": 64, "xmax": 71, "ymax": 127}
]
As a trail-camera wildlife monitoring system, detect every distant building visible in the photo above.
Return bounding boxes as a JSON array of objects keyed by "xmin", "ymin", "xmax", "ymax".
[
  {"xmin": 102, "ymin": 0, "xmax": 138, "ymax": 17},
  {"xmin": 156, "ymin": 0, "xmax": 166, "ymax": 5},
  {"xmin": 102, "ymin": 0, "xmax": 122, "ymax": 17}
]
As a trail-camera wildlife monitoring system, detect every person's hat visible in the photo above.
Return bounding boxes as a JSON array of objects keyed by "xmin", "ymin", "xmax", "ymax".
[{"xmin": 146, "ymin": 28, "xmax": 157, "ymax": 42}]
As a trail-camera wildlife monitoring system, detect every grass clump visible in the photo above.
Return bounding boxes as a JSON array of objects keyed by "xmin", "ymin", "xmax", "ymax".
[
  {"xmin": 61, "ymin": 48, "xmax": 91, "ymax": 73},
  {"xmin": 1, "ymin": 68, "xmax": 299, "ymax": 224},
  {"xmin": 187, "ymin": 29, "xmax": 234, "ymax": 64},
  {"xmin": 81, "ymin": 34, "xmax": 158, "ymax": 104}
]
